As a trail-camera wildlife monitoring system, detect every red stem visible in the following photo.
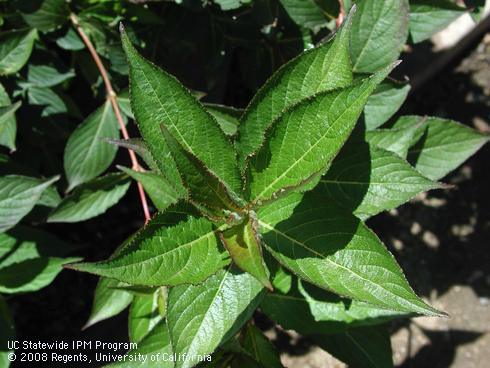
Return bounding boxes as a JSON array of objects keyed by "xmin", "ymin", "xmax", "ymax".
[
  {"xmin": 336, "ymin": 0, "xmax": 345, "ymax": 28},
  {"xmin": 70, "ymin": 14, "xmax": 151, "ymax": 224}
]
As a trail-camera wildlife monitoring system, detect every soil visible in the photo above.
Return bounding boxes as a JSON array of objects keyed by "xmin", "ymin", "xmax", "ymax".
[{"xmin": 8, "ymin": 20, "xmax": 490, "ymax": 368}]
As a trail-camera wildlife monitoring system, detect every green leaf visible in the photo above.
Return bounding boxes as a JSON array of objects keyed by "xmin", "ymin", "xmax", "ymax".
[
  {"xmin": 365, "ymin": 118, "xmax": 427, "ymax": 158},
  {"xmin": 27, "ymin": 86, "xmax": 67, "ymax": 117},
  {"xmin": 0, "ymin": 29, "xmax": 37, "ymax": 76},
  {"xmin": 0, "ymin": 256, "xmax": 80, "ymax": 294},
  {"xmin": 37, "ymin": 185, "xmax": 62, "ymax": 208},
  {"xmin": 262, "ymin": 277, "xmax": 403, "ymax": 357},
  {"xmin": 213, "ymin": 0, "xmax": 250, "ymax": 11},
  {"xmin": 350, "ymin": 0, "xmax": 409, "ymax": 73},
  {"xmin": 250, "ymin": 66, "xmax": 393, "ymax": 204},
  {"xmin": 22, "ymin": 0, "xmax": 70, "ymax": 32},
  {"xmin": 262, "ymin": 282, "xmax": 394, "ymax": 367},
  {"xmin": 69, "ymin": 214, "xmax": 230, "ymax": 286},
  {"xmin": 0, "ymin": 226, "xmax": 76, "ymax": 269},
  {"xmin": 241, "ymin": 324, "xmax": 284, "ymax": 368},
  {"xmin": 0, "ymin": 295, "xmax": 14, "ymax": 368},
  {"xmin": 106, "ymin": 322, "xmax": 174, "ymax": 368},
  {"xmin": 111, "ymin": 285, "xmax": 158, "ymax": 297},
  {"xmin": 205, "ymin": 103, "xmax": 242, "ymax": 137},
  {"xmin": 0, "ymin": 82, "xmax": 17, "ymax": 150},
  {"xmin": 390, "ymin": 115, "xmax": 429, "ymax": 152},
  {"xmin": 64, "ymin": 102, "xmax": 119, "ymax": 190},
  {"xmin": 219, "ymin": 216, "xmax": 272, "ymax": 290},
  {"xmin": 364, "ymin": 79, "xmax": 411, "ymax": 130},
  {"xmin": 319, "ymin": 142, "xmax": 441, "ymax": 218},
  {"xmin": 257, "ymin": 191, "xmax": 444, "ymax": 316},
  {"xmin": 261, "ymin": 283, "xmax": 346, "ymax": 335},
  {"xmin": 119, "ymin": 167, "xmax": 182, "ymax": 212},
  {"xmin": 85, "ymin": 232, "xmax": 142, "ymax": 329},
  {"xmin": 312, "ymin": 325, "xmax": 393, "ymax": 368},
  {"xmin": 272, "ymin": 266, "xmax": 292, "ymax": 294},
  {"xmin": 0, "ymin": 102, "xmax": 21, "ymax": 140},
  {"xmin": 406, "ymin": 117, "xmax": 489, "ymax": 180},
  {"xmin": 77, "ymin": 17, "xmax": 109, "ymax": 56},
  {"xmin": 129, "ymin": 291, "xmax": 165, "ymax": 343},
  {"xmin": 117, "ymin": 91, "xmax": 134, "ymax": 119},
  {"xmin": 167, "ymin": 267, "xmax": 264, "ymax": 368},
  {"xmin": 0, "ymin": 227, "xmax": 80, "ymax": 294},
  {"xmin": 160, "ymin": 124, "xmax": 243, "ymax": 215},
  {"xmin": 237, "ymin": 11, "xmax": 353, "ymax": 170},
  {"xmin": 409, "ymin": 0, "xmax": 466, "ymax": 44},
  {"xmin": 298, "ymin": 280, "xmax": 406, "ymax": 325},
  {"xmin": 106, "ymin": 138, "xmax": 159, "ymax": 172},
  {"xmin": 56, "ymin": 27, "xmax": 85, "ymax": 50},
  {"xmin": 121, "ymin": 26, "xmax": 242, "ymax": 195},
  {"xmin": 279, "ymin": 0, "xmax": 335, "ymax": 31},
  {"xmin": 26, "ymin": 64, "xmax": 75, "ymax": 88},
  {"xmin": 84, "ymin": 277, "xmax": 134, "ymax": 329},
  {"xmin": 0, "ymin": 175, "xmax": 59, "ymax": 232},
  {"xmin": 48, "ymin": 173, "xmax": 130, "ymax": 223}
]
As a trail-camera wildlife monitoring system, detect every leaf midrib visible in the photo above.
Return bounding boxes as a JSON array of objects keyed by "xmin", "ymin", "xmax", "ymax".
[
  {"xmin": 409, "ymin": 137, "xmax": 487, "ymax": 154},
  {"xmin": 176, "ymin": 266, "xmax": 231, "ymax": 362},
  {"xmin": 0, "ymin": 30, "xmax": 34, "ymax": 67},
  {"xmin": 0, "ymin": 177, "xmax": 52, "ymax": 205},
  {"xmin": 76, "ymin": 102, "xmax": 112, "ymax": 179},
  {"xmin": 101, "ymin": 224, "xmax": 226, "ymax": 271},
  {"xmin": 258, "ymin": 219, "xmax": 429, "ymax": 314},
  {"xmin": 133, "ymin": 52, "xmax": 196, "ymax": 155},
  {"xmin": 241, "ymin": 28, "xmax": 348, "ymax": 165},
  {"xmin": 352, "ymin": 2, "xmax": 383, "ymax": 70},
  {"xmin": 253, "ymin": 88, "xmax": 369, "ymax": 201}
]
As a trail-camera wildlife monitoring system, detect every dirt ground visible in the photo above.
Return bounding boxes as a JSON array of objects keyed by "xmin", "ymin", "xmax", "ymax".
[{"xmin": 277, "ymin": 27, "xmax": 490, "ymax": 368}]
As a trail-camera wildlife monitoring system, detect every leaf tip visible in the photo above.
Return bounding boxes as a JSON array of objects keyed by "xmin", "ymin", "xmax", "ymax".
[
  {"xmin": 439, "ymin": 310, "xmax": 450, "ymax": 318},
  {"xmin": 81, "ymin": 321, "xmax": 92, "ymax": 331},
  {"xmin": 393, "ymin": 59, "xmax": 403, "ymax": 68},
  {"xmin": 438, "ymin": 181, "xmax": 455, "ymax": 190},
  {"xmin": 264, "ymin": 280, "xmax": 274, "ymax": 292},
  {"xmin": 46, "ymin": 175, "xmax": 61, "ymax": 185},
  {"xmin": 344, "ymin": 3, "xmax": 357, "ymax": 24},
  {"xmin": 63, "ymin": 261, "xmax": 96, "ymax": 275}
]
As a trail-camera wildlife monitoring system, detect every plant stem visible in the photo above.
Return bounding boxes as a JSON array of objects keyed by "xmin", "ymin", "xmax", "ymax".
[
  {"xmin": 336, "ymin": 0, "xmax": 345, "ymax": 28},
  {"xmin": 70, "ymin": 13, "xmax": 151, "ymax": 224}
]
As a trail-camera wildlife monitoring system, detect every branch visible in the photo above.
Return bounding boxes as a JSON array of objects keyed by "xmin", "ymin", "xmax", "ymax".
[
  {"xmin": 70, "ymin": 13, "xmax": 151, "ymax": 224},
  {"xmin": 336, "ymin": 0, "xmax": 345, "ymax": 28}
]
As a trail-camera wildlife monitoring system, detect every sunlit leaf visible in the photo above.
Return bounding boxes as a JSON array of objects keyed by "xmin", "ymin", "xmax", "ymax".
[
  {"xmin": 48, "ymin": 173, "xmax": 130, "ymax": 223},
  {"xmin": 69, "ymin": 214, "xmax": 230, "ymax": 286},
  {"xmin": 350, "ymin": 0, "xmax": 409, "ymax": 73},
  {"xmin": 64, "ymin": 101, "xmax": 119, "ymax": 190},
  {"xmin": 250, "ymin": 66, "xmax": 393, "ymax": 204},
  {"xmin": 237, "ymin": 11, "xmax": 354, "ymax": 170},
  {"xmin": 0, "ymin": 29, "xmax": 37, "ymax": 76},
  {"xmin": 258, "ymin": 191, "xmax": 444, "ymax": 316},
  {"xmin": 409, "ymin": 0, "xmax": 466, "ymax": 43},
  {"xmin": 0, "ymin": 175, "xmax": 59, "ymax": 232},
  {"xmin": 167, "ymin": 267, "xmax": 264, "ymax": 368}
]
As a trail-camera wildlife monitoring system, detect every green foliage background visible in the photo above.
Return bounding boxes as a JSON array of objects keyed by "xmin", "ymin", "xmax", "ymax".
[{"xmin": 0, "ymin": 1, "xmax": 488, "ymax": 368}]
